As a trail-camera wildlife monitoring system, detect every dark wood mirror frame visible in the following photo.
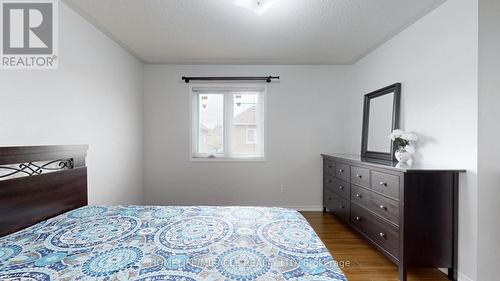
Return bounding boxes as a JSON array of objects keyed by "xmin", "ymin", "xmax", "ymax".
[{"xmin": 361, "ymin": 83, "xmax": 401, "ymax": 161}]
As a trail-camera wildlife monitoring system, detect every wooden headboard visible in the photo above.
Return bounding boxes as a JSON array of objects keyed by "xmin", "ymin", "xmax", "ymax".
[{"xmin": 0, "ymin": 145, "xmax": 88, "ymax": 237}]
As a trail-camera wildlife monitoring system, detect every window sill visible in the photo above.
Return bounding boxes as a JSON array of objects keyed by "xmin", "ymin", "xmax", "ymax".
[{"xmin": 190, "ymin": 157, "xmax": 267, "ymax": 163}]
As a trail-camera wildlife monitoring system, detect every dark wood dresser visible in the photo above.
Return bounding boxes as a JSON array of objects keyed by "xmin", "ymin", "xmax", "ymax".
[{"xmin": 321, "ymin": 153, "xmax": 465, "ymax": 281}]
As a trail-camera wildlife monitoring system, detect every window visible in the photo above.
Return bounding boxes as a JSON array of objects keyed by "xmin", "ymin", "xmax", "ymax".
[
  {"xmin": 246, "ymin": 129, "xmax": 256, "ymax": 144},
  {"xmin": 191, "ymin": 85, "xmax": 265, "ymax": 160}
]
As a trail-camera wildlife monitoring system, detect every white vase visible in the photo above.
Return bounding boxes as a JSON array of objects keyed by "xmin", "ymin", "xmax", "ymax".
[{"xmin": 395, "ymin": 149, "xmax": 411, "ymax": 163}]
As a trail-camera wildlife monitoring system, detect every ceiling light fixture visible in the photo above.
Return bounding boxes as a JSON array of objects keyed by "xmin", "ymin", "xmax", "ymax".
[{"xmin": 234, "ymin": 0, "xmax": 276, "ymax": 16}]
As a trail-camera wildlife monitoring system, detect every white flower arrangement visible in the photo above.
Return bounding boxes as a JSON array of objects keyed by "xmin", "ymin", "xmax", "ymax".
[{"xmin": 389, "ymin": 129, "xmax": 418, "ymax": 153}]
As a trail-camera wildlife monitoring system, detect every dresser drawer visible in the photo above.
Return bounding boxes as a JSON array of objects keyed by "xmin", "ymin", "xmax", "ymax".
[
  {"xmin": 324, "ymin": 189, "xmax": 350, "ymax": 223},
  {"xmin": 351, "ymin": 204, "xmax": 399, "ymax": 259},
  {"xmin": 335, "ymin": 162, "xmax": 350, "ymax": 182},
  {"xmin": 324, "ymin": 173, "xmax": 335, "ymax": 188},
  {"xmin": 351, "ymin": 166, "xmax": 370, "ymax": 187},
  {"xmin": 370, "ymin": 171, "xmax": 400, "ymax": 199},
  {"xmin": 325, "ymin": 176, "xmax": 350, "ymax": 200},
  {"xmin": 351, "ymin": 185, "xmax": 399, "ymax": 225},
  {"xmin": 323, "ymin": 159, "xmax": 336, "ymax": 176}
]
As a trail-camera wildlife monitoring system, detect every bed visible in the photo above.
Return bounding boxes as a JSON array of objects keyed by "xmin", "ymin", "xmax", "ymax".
[{"xmin": 0, "ymin": 145, "xmax": 347, "ymax": 280}]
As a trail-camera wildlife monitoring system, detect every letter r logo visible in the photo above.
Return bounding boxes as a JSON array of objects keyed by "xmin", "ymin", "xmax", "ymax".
[{"xmin": 2, "ymin": 2, "xmax": 53, "ymax": 54}]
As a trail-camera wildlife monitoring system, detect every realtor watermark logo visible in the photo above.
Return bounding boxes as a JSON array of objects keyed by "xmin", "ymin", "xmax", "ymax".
[{"xmin": 1, "ymin": 0, "xmax": 58, "ymax": 69}]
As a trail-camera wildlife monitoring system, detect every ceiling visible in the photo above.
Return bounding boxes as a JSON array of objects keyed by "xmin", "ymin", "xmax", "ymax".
[{"xmin": 63, "ymin": 0, "xmax": 447, "ymax": 64}]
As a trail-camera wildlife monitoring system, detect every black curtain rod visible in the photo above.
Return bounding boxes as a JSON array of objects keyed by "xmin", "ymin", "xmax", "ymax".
[{"xmin": 182, "ymin": 76, "xmax": 279, "ymax": 83}]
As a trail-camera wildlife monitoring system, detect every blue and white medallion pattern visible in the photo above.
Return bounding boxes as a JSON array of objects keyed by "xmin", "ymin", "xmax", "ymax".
[
  {"xmin": 156, "ymin": 217, "xmax": 231, "ymax": 252},
  {"xmin": 47, "ymin": 216, "xmax": 140, "ymax": 250},
  {"xmin": 0, "ymin": 268, "xmax": 58, "ymax": 281},
  {"xmin": 134, "ymin": 271, "xmax": 198, "ymax": 281},
  {"xmin": 0, "ymin": 205, "xmax": 347, "ymax": 280},
  {"xmin": 231, "ymin": 208, "xmax": 265, "ymax": 220},
  {"xmin": 0, "ymin": 245, "xmax": 21, "ymax": 263},
  {"xmin": 67, "ymin": 206, "xmax": 108, "ymax": 218},
  {"xmin": 152, "ymin": 207, "xmax": 184, "ymax": 219},
  {"xmin": 259, "ymin": 219, "xmax": 327, "ymax": 255},
  {"xmin": 83, "ymin": 247, "xmax": 143, "ymax": 277},
  {"xmin": 34, "ymin": 252, "xmax": 67, "ymax": 267},
  {"xmin": 215, "ymin": 247, "xmax": 270, "ymax": 280}
]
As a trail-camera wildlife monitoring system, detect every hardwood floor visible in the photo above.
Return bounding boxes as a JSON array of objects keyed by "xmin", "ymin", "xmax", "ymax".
[{"xmin": 302, "ymin": 211, "xmax": 450, "ymax": 281}]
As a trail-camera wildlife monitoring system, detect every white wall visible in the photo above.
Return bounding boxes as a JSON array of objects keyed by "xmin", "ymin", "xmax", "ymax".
[
  {"xmin": 0, "ymin": 3, "xmax": 144, "ymax": 205},
  {"xmin": 346, "ymin": 0, "xmax": 478, "ymax": 280},
  {"xmin": 143, "ymin": 65, "xmax": 351, "ymax": 209},
  {"xmin": 477, "ymin": 0, "xmax": 500, "ymax": 280}
]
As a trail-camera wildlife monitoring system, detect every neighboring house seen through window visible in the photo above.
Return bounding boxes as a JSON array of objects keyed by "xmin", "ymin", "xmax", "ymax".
[
  {"xmin": 246, "ymin": 129, "xmax": 257, "ymax": 144},
  {"xmin": 191, "ymin": 85, "xmax": 265, "ymax": 160}
]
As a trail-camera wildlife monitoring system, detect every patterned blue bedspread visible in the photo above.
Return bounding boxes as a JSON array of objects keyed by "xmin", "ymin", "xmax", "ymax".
[{"xmin": 0, "ymin": 205, "xmax": 347, "ymax": 280}]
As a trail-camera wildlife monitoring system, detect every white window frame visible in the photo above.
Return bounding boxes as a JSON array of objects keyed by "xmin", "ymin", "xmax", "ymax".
[{"xmin": 189, "ymin": 84, "xmax": 267, "ymax": 162}]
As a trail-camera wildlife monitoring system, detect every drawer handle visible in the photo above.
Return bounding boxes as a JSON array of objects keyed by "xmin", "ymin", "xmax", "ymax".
[
  {"xmin": 355, "ymin": 216, "xmax": 361, "ymax": 221},
  {"xmin": 339, "ymin": 169, "xmax": 345, "ymax": 173},
  {"xmin": 379, "ymin": 205, "xmax": 386, "ymax": 210},
  {"xmin": 328, "ymin": 165, "xmax": 332, "ymax": 168},
  {"xmin": 379, "ymin": 232, "xmax": 386, "ymax": 238},
  {"xmin": 339, "ymin": 185, "xmax": 344, "ymax": 190},
  {"xmin": 339, "ymin": 205, "xmax": 345, "ymax": 209},
  {"xmin": 356, "ymin": 174, "xmax": 362, "ymax": 179},
  {"xmin": 355, "ymin": 193, "xmax": 362, "ymax": 198},
  {"xmin": 328, "ymin": 196, "xmax": 332, "ymax": 200},
  {"xmin": 380, "ymin": 181, "xmax": 388, "ymax": 187},
  {"xmin": 328, "ymin": 179, "xmax": 333, "ymax": 183}
]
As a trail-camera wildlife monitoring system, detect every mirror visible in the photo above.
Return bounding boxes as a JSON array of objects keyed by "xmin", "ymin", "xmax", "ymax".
[{"xmin": 361, "ymin": 83, "xmax": 401, "ymax": 161}]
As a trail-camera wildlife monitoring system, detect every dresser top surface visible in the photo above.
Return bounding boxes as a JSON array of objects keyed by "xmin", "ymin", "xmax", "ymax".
[{"xmin": 322, "ymin": 153, "xmax": 466, "ymax": 173}]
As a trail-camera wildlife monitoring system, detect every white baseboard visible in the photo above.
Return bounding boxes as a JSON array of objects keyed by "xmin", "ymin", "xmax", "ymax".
[
  {"xmin": 458, "ymin": 272, "xmax": 474, "ymax": 281},
  {"xmin": 438, "ymin": 268, "xmax": 474, "ymax": 281},
  {"xmin": 280, "ymin": 205, "xmax": 324, "ymax": 211}
]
